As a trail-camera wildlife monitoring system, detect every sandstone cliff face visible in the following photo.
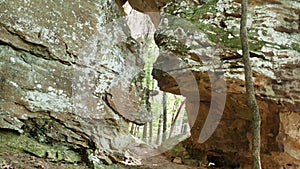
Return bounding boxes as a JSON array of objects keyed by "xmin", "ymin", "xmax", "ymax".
[
  {"xmin": 152, "ymin": 0, "xmax": 300, "ymax": 168},
  {"xmin": 1, "ymin": 0, "xmax": 299, "ymax": 168},
  {"xmin": 0, "ymin": 0, "xmax": 150, "ymax": 166}
]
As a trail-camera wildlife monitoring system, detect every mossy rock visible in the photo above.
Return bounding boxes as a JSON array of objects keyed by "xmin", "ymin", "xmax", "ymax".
[
  {"xmin": 161, "ymin": 0, "xmax": 297, "ymax": 52},
  {"xmin": 0, "ymin": 130, "xmax": 81, "ymax": 163},
  {"xmin": 182, "ymin": 158, "xmax": 200, "ymax": 166}
]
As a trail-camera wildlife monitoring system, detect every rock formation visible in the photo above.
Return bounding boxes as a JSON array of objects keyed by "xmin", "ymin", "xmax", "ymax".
[
  {"xmin": 0, "ymin": 0, "xmax": 299, "ymax": 168},
  {"xmin": 0, "ymin": 0, "xmax": 151, "ymax": 167},
  {"xmin": 152, "ymin": 0, "xmax": 300, "ymax": 168}
]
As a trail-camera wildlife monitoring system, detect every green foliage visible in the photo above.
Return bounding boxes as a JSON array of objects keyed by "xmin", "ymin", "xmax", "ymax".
[
  {"xmin": 141, "ymin": 43, "xmax": 158, "ymax": 90},
  {"xmin": 137, "ymin": 40, "xmax": 187, "ymax": 143}
]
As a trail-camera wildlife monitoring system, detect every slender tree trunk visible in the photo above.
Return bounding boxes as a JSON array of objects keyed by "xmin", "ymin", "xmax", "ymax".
[
  {"xmin": 162, "ymin": 92, "xmax": 167, "ymax": 142},
  {"xmin": 149, "ymin": 120, "xmax": 153, "ymax": 144},
  {"xmin": 182, "ymin": 123, "xmax": 187, "ymax": 134},
  {"xmin": 181, "ymin": 111, "xmax": 188, "ymax": 134},
  {"xmin": 130, "ymin": 123, "xmax": 135, "ymax": 135},
  {"xmin": 143, "ymin": 123, "xmax": 148, "ymax": 143},
  {"xmin": 240, "ymin": 0, "xmax": 262, "ymax": 168},
  {"xmin": 156, "ymin": 114, "xmax": 162, "ymax": 145},
  {"xmin": 171, "ymin": 112, "xmax": 175, "ymax": 127},
  {"xmin": 143, "ymin": 74, "xmax": 150, "ymax": 143},
  {"xmin": 137, "ymin": 126, "xmax": 140, "ymax": 138},
  {"xmin": 148, "ymin": 80, "xmax": 154, "ymax": 144},
  {"xmin": 134, "ymin": 125, "xmax": 140, "ymax": 138},
  {"xmin": 169, "ymin": 100, "xmax": 185, "ymax": 137}
]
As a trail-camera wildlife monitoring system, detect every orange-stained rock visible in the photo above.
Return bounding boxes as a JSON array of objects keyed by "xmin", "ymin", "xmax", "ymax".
[{"xmin": 152, "ymin": 0, "xmax": 300, "ymax": 168}]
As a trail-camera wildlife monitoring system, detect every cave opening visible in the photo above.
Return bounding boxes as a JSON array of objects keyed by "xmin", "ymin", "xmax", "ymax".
[
  {"xmin": 121, "ymin": 1, "xmax": 227, "ymax": 168},
  {"xmin": 123, "ymin": 0, "xmax": 191, "ymax": 154}
]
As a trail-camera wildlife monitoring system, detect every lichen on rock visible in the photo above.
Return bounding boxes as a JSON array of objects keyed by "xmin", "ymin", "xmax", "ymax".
[
  {"xmin": 153, "ymin": 0, "xmax": 300, "ymax": 168},
  {"xmin": 0, "ymin": 0, "xmax": 152, "ymax": 167}
]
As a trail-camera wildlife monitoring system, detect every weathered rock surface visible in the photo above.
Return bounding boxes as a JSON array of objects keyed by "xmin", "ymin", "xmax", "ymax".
[
  {"xmin": 1, "ymin": 0, "xmax": 299, "ymax": 168},
  {"xmin": 0, "ymin": 0, "xmax": 151, "ymax": 167},
  {"xmin": 152, "ymin": 0, "xmax": 300, "ymax": 168}
]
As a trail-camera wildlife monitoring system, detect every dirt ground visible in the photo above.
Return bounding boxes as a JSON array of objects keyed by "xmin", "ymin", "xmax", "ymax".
[
  {"xmin": 0, "ymin": 152, "xmax": 88, "ymax": 169},
  {"xmin": 0, "ymin": 151, "xmax": 209, "ymax": 169},
  {"xmin": 141, "ymin": 155, "xmax": 207, "ymax": 169}
]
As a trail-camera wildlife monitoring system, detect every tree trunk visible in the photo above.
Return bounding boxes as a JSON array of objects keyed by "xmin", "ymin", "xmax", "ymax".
[
  {"xmin": 148, "ymin": 80, "xmax": 155, "ymax": 144},
  {"xmin": 169, "ymin": 100, "xmax": 185, "ymax": 137},
  {"xmin": 130, "ymin": 123, "xmax": 135, "ymax": 135},
  {"xmin": 181, "ymin": 123, "xmax": 187, "ymax": 134},
  {"xmin": 171, "ymin": 112, "xmax": 175, "ymax": 127},
  {"xmin": 240, "ymin": 0, "xmax": 262, "ymax": 168},
  {"xmin": 143, "ymin": 123, "xmax": 148, "ymax": 143},
  {"xmin": 181, "ymin": 111, "xmax": 188, "ymax": 134},
  {"xmin": 149, "ymin": 120, "xmax": 153, "ymax": 144},
  {"xmin": 143, "ymin": 73, "xmax": 150, "ymax": 143},
  {"xmin": 162, "ymin": 92, "xmax": 167, "ymax": 142},
  {"xmin": 134, "ymin": 125, "xmax": 140, "ymax": 138},
  {"xmin": 156, "ymin": 114, "xmax": 162, "ymax": 145}
]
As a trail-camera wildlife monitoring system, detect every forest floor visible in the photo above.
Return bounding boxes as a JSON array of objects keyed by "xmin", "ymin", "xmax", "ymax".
[
  {"xmin": 0, "ymin": 151, "xmax": 208, "ymax": 169},
  {"xmin": 0, "ymin": 151, "xmax": 88, "ymax": 169},
  {"xmin": 140, "ymin": 155, "xmax": 207, "ymax": 169}
]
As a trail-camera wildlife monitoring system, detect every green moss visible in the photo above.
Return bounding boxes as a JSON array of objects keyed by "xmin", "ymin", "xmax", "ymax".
[
  {"xmin": 194, "ymin": 22, "xmax": 242, "ymax": 49},
  {"xmin": 186, "ymin": 0, "xmax": 218, "ymax": 21},
  {"xmin": 194, "ymin": 22, "xmax": 269, "ymax": 51},
  {"xmin": 170, "ymin": 143, "xmax": 187, "ymax": 157},
  {"xmin": 248, "ymin": 40, "xmax": 266, "ymax": 51},
  {"xmin": 163, "ymin": 0, "xmax": 246, "ymax": 49},
  {"xmin": 94, "ymin": 163, "xmax": 120, "ymax": 169},
  {"xmin": 261, "ymin": 29, "xmax": 268, "ymax": 36},
  {"xmin": 0, "ymin": 130, "xmax": 81, "ymax": 163},
  {"xmin": 223, "ymin": 37, "xmax": 242, "ymax": 49},
  {"xmin": 247, "ymin": 29, "xmax": 267, "ymax": 51},
  {"xmin": 164, "ymin": 0, "xmax": 218, "ymax": 21},
  {"xmin": 125, "ymin": 166, "xmax": 144, "ymax": 169},
  {"xmin": 165, "ymin": 0, "xmax": 273, "ymax": 51},
  {"xmin": 291, "ymin": 43, "xmax": 300, "ymax": 52},
  {"xmin": 163, "ymin": 0, "xmax": 292, "ymax": 52}
]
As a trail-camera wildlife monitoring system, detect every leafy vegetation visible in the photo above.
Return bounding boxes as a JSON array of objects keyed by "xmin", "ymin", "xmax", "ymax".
[{"xmin": 131, "ymin": 38, "xmax": 188, "ymax": 146}]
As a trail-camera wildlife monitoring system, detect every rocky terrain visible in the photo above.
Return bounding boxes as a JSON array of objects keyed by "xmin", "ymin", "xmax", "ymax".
[
  {"xmin": 152, "ymin": 0, "xmax": 300, "ymax": 168},
  {"xmin": 0, "ymin": 0, "xmax": 299, "ymax": 168},
  {"xmin": 0, "ymin": 0, "xmax": 152, "ymax": 168}
]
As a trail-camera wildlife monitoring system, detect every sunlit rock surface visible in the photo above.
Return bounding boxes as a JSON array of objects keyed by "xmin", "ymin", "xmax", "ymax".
[
  {"xmin": 152, "ymin": 0, "xmax": 300, "ymax": 168},
  {"xmin": 0, "ymin": 0, "xmax": 150, "ymax": 166}
]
